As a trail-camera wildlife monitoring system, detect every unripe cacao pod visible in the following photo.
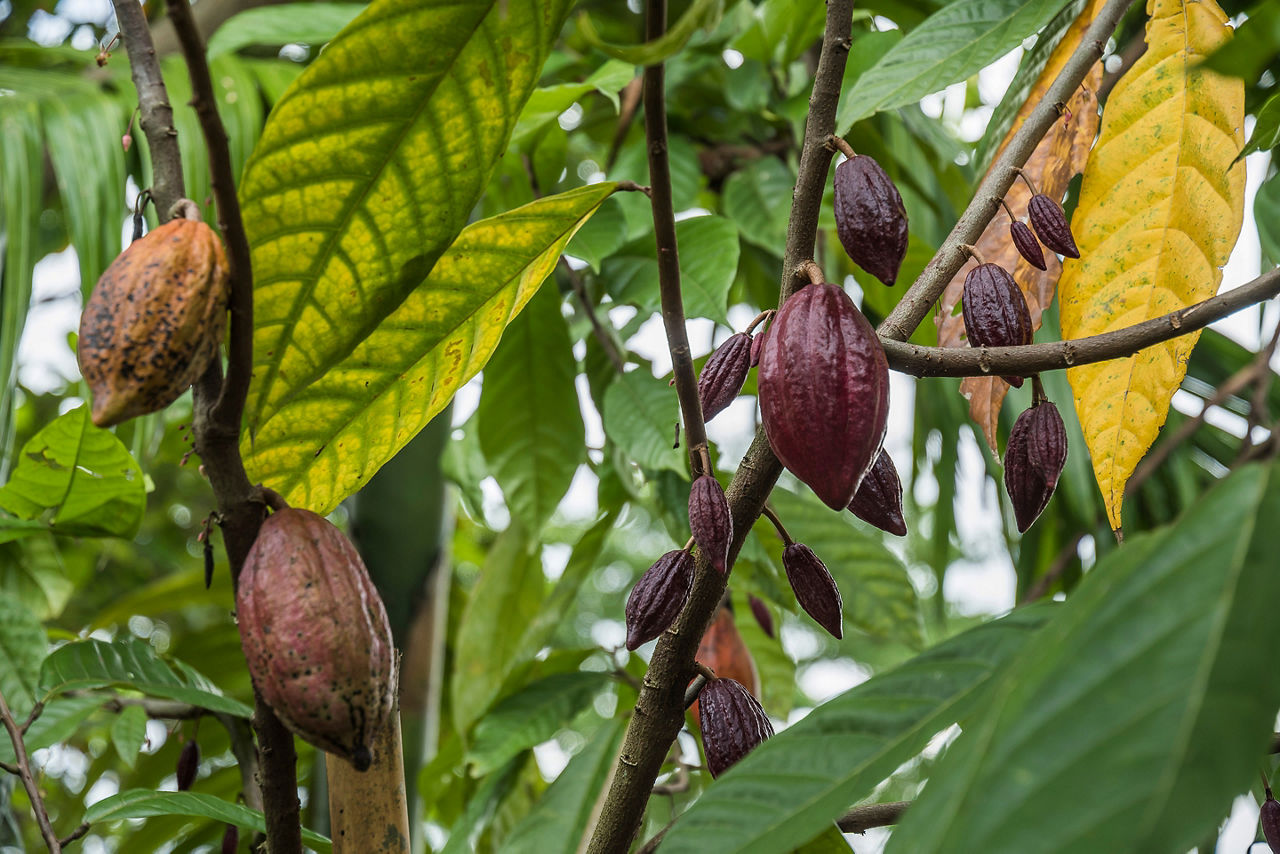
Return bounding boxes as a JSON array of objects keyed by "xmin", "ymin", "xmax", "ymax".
[
  {"xmin": 1262, "ymin": 784, "xmax": 1280, "ymax": 851},
  {"xmin": 690, "ymin": 604, "xmax": 759, "ymax": 727},
  {"xmin": 1010, "ymin": 220, "xmax": 1047, "ymax": 271},
  {"xmin": 78, "ymin": 217, "xmax": 229, "ymax": 427},
  {"xmin": 749, "ymin": 327, "xmax": 767, "ymax": 367},
  {"xmin": 221, "ymin": 824, "xmax": 240, "ymax": 854},
  {"xmin": 758, "ymin": 283, "xmax": 889, "ymax": 510},
  {"xmin": 1003, "ymin": 401, "xmax": 1068, "ymax": 532},
  {"xmin": 698, "ymin": 332, "xmax": 752, "ymax": 422},
  {"xmin": 237, "ymin": 508, "xmax": 397, "ymax": 771},
  {"xmin": 961, "ymin": 263, "xmax": 1033, "ymax": 388},
  {"xmin": 782, "ymin": 542, "xmax": 843, "ymax": 638},
  {"xmin": 697, "ymin": 677, "xmax": 774, "ymax": 778},
  {"xmin": 833, "ymin": 154, "xmax": 909, "ymax": 286},
  {"xmin": 1027, "ymin": 194, "xmax": 1080, "ymax": 259},
  {"xmin": 625, "ymin": 549, "xmax": 694, "ymax": 651},
  {"xmin": 175, "ymin": 739, "xmax": 199, "ymax": 791},
  {"xmin": 747, "ymin": 594, "xmax": 774, "ymax": 639},
  {"xmin": 847, "ymin": 449, "xmax": 907, "ymax": 537},
  {"xmin": 689, "ymin": 475, "xmax": 733, "ymax": 573}
]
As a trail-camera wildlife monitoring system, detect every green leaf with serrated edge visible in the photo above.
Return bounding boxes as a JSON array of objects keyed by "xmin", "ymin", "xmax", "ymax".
[
  {"xmin": 243, "ymin": 183, "xmax": 615, "ymax": 513},
  {"xmin": 85, "ymin": 790, "xmax": 331, "ymax": 851},
  {"xmin": 206, "ymin": 3, "xmax": 365, "ymax": 57},
  {"xmin": 0, "ymin": 406, "xmax": 145, "ymax": 542},
  {"xmin": 838, "ymin": 0, "xmax": 1073, "ymax": 132},
  {"xmin": 605, "ymin": 216, "xmax": 740, "ymax": 323},
  {"xmin": 723, "ymin": 158, "xmax": 796, "ymax": 254},
  {"xmin": 660, "ymin": 605, "xmax": 1054, "ymax": 854},
  {"xmin": 0, "ymin": 695, "xmax": 101, "ymax": 766},
  {"xmin": 518, "ymin": 511, "xmax": 617, "ymax": 657},
  {"xmin": 242, "ymin": 0, "xmax": 574, "ymax": 440},
  {"xmin": 467, "ymin": 671, "xmax": 610, "ymax": 775},
  {"xmin": 40, "ymin": 639, "xmax": 252, "ymax": 718},
  {"xmin": 886, "ymin": 463, "xmax": 1280, "ymax": 854},
  {"xmin": 577, "ymin": 0, "xmax": 721, "ymax": 65},
  {"xmin": 478, "ymin": 283, "xmax": 584, "ymax": 534},
  {"xmin": 0, "ymin": 597, "xmax": 48, "ymax": 720},
  {"xmin": 602, "ymin": 369, "xmax": 686, "ymax": 476},
  {"xmin": 110, "ymin": 704, "xmax": 148, "ymax": 770}
]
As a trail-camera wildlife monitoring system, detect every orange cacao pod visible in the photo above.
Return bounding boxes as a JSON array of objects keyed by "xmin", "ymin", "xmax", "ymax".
[
  {"xmin": 77, "ymin": 217, "xmax": 229, "ymax": 427},
  {"xmin": 690, "ymin": 605, "xmax": 759, "ymax": 727},
  {"xmin": 236, "ymin": 508, "xmax": 397, "ymax": 771}
]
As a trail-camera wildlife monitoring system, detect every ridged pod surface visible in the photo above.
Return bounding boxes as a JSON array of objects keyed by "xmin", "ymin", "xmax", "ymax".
[
  {"xmin": 782, "ymin": 543, "xmax": 843, "ymax": 638},
  {"xmin": 961, "ymin": 263, "xmax": 1033, "ymax": 388},
  {"xmin": 758, "ymin": 283, "xmax": 889, "ymax": 509},
  {"xmin": 833, "ymin": 154, "xmax": 909, "ymax": 286},
  {"xmin": 77, "ymin": 218, "xmax": 229, "ymax": 427},
  {"xmin": 690, "ymin": 605, "xmax": 759, "ymax": 727},
  {"xmin": 697, "ymin": 677, "xmax": 774, "ymax": 778},
  {"xmin": 1027, "ymin": 194, "xmax": 1080, "ymax": 259},
  {"xmin": 1010, "ymin": 220, "xmax": 1047, "ymax": 271},
  {"xmin": 689, "ymin": 475, "xmax": 733, "ymax": 573},
  {"xmin": 1262, "ymin": 786, "xmax": 1280, "ymax": 851},
  {"xmin": 1003, "ymin": 401, "xmax": 1068, "ymax": 532},
  {"xmin": 237, "ymin": 508, "xmax": 397, "ymax": 771},
  {"xmin": 625, "ymin": 550, "xmax": 694, "ymax": 651},
  {"xmin": 847, "ymin": 450, "xmax": 907, "ymax": 536},
  {"xmin": 698, "ymin": 332, "xmax": 752, "ymax": 422}
]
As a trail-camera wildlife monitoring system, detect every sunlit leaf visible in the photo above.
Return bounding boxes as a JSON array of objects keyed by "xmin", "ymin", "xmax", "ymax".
[
  {"xmin": 577, "ymin": 0, "xmax": 722, "ymax": 66},
  {"xmin": 602, "ymin": 369, "xmax": 687, "ymax": 476},
  {"xmin": 85, "ymin": 790, "xmax": 331, "ymax": 851},
  {"xmin": 467, "ymin": 671, "xmax": 610, "ymax": 775},
  {"xmin": 0, "ymin": 596, "xmax": 48, "ymax": 720},
  {"xmin": 206, "ymin": 3, "xmax": 366, "ymax": 57}
]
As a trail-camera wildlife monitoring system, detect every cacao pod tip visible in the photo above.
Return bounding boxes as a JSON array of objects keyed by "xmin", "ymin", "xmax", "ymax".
[
  {"xmin": 689, "ymin": 476, "xmax": 732, "ymax": 574},
  {"xmin": 625, "ymin": 550, "xmax": 694, "ymax": 650},
  {"xmin": 352, "ymin": 745, "xmax": 373, "ymax": 772},
  {"xmin": 698, "ymin": 333, "xmax": 752, "ymax": 422},
  {"xmin": 699, "ymin": 677, "xmax": 774, "ymax": 777},
  {"xmin": 1009, "ymin": 220, "xmax": 1047, "ymax": 271},
  {"xmin": 1027, "ymin": 194, "xmax": 1079, "ymax": 259},
  {"xmin": 782, "ymin": 543, "xmax": 843, "ymax": 639},
  {"xmin": 847, "ymin": 450, "xmax": 907, "ymax": 536}
]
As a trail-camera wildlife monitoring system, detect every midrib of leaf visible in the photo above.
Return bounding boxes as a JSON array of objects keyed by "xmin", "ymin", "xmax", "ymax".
[{"xmin": 50, "ymin": 408, "xmax": 89, "ymax": 528}]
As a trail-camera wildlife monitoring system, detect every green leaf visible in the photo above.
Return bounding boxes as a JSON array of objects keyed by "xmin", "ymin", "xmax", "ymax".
[
  {"xmin": 467, "ymin": 671, "xmax": 610, "ymax": 775},
  {"xmin": 602, "ymin": 369, "xmax": 687, "ymax": 476},
  {"xmin": 605, "ymin": 216, "xmax": 740, "ymax": 323},
  {"xmin": 478, "ymin": 283, "xmax": 585, "ymax": 533},
  {"xmin": 243, "ymin": 183, "xmax": 615, "ymax": 513},
  {"xmin": 40, "ymin": 639, "xmax": 253, "ymax": 718},
  {"xmin": 110, "ymin": 704, "xmax": 148, "ymax": 770},
  {"xmin": 566, "ymin": 197, "xmax": 628, "ymax": 272},
  {"xmin": 440, "ymin": 756, "xmax": 525, "ymax": 854},
  {"xmin": 794, "ymin": 825, "xmax": 854, "ymax": 853},
  {"xmin": 1257, "ymin": 170, "xmax": 1280, "ymax": 267},
  {"xmin": 1200, "ymin": 0, "xmax": 1280, "ymax": 82},
  {"xmin": 722, "ymin": 158, "xmax": 796, "ymax": 254},
  {"xmin": 513, "ymin": 60, "xmax": 636, "ymax": 143},
  {"xmin": 887, "ymin": 463, "xmax": 1280, "ymax": 854},
  {"xmin": 660, "ymin": 606, "xmax": 1054, "ymax": 854},
  {"xmin": 0, "ymin": 406, "xmax": 145, "ymax": 543},
  {"xmin": 517, "ymin": 511, "xmax": 617, "ymax": 656},
  {"xmin": 838, "ymin": 0, "xmax": 1073, "ymax": 131},
  {"xmin": 0, "ymin": 695, "xmax": 101, "ymax": 765},
  {"xmin": 1237, "ymin": 90, "xmax": 1280, "ymax": 162},
  {"xmin": 206, "ymin": 3, "xmax": 366, "ymax": 57},
  {"xmin": 577, "ymin": 0, "xmax": 722, "ymax": 65},
  {"xmin": 85, "ymin": 790, "xmax": 331, "ymax": 851},
  {"xmin": 0, "ymin": 535, "xmax": 80, "ymax": 620},
  {"xmin": 0, "ymin": 96, "xmax": 41, "ymax": 464},
  {"xmin": 0, "ymin": 597, "xmax": 48, "ymax": 720},
  {"xmin": 242, "ymin": 0, "xmax": 574, "ymax": 444}
]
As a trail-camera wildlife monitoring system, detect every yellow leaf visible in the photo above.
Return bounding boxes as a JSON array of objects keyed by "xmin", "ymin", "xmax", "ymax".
[{"xmin": 1059, "ymin": 0, "xmax": 1244, "ymax": 532}]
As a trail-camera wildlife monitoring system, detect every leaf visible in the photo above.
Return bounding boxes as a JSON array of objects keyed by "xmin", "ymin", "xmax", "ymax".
[
  {"xmin": 886, "ymin": 462, "xmax": 1280, "ymax": 854},
  {"xmin": 1257, "ymin": 170, "xmax": 1280, "ymax": 267},
  {"xmin": 0, "ymin": 695, "xmax": 101, "ymax": 766},
  {"xmin": 1238, "ymin": 90, "xmax": 1280, "ymax": 161},
  {"xmin": 39, "ymin": 639, "xmax": 253, "ymax": 718},
  {"xmin": 0, "ymin": 96, "xmax": 40, "ymax": 464},
  {"xmin": 517, "ymin": 511, "xmax": 617, "ymax": 656},
  {"xmin": 577, "ymin": 0, "xmax": 722, "ymax": 65},
  {"xmin": 602, "ymin": 369, "xmax": 687, "ymax": 476},
  {"xmin": 0, "ymin": 406, "xmax": 145, "ymax": 543},
  {"xmin": 440, "ymin": 756, "xmax": 525, "ymax": 854},
  {"xmin": 1059, "ymin": 0, "xmax": 1245, "ymax": 531},
  {"xmin": 242, "ymin": 183, "xmax": 615, "ymax": 513},
  {"xmin": 565, "ymin": 197, "xmax": 628, "ymax": 272},
  {"xmin": 0, "ymin": 597, "xmax": 48, "ymax": 720},
  {"xmin": 659, "ymin": 606, "xmax": 1054, "ymax": 854},
  {"xmin": 206, "ymin": 3, "xmax": 366, "ymax": 57},
  {"xmin": 513, "ymin": 60, "xmax": 636, "ymax": 143},
  {"xmin": 478, "ymin": 283, "xmax": 585, "ymax": 533},
  {"xmin": 85, "ymin": 790, "xmax": 331, "ymax": 851},
  {"xmin": 794, "ymin": 825, "xmax": 853, "ymax": 853},
  {"xmin": 241, "ymin": 0, "xmax": 574, "ymax": 441},
  {"xmin": 110, "ymin": 704, "xmax": 148, "ymax": 770},
  {"xmin": 604, "ymin": 216, "xmax": 740, "ymax": 323},
  {"xmin": 467, "ymin": 671, "xmax": 610, "ymax": 775},
  {"xmin": 0, "ymin": 535, "xmax": 79, "ymax": 620},
  {"xmin": 722, "ymin": 157, "xmax": 796, "ymax": 254},
  {"xmin": 1200, "ymin": 0, "xmax": 1280, "ymax": 82},
  {"xmin": 838, "ymin": 0, "xmax": 1073, "ymax": 131}
]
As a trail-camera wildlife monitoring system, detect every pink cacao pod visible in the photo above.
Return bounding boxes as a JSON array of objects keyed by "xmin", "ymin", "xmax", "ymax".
[
  {"xmin": 847, "ymin": 449, "xmax": 907, "ymax": 537},
  {"xmin": 698, "ymin": 332, "xmax": 752, "ymax": 422},
  {"xmin": 625, "ymin": 549, "xmax": 694, "ymax": 650},
  {"xmin": 758, "ymin": 283, "xmax": 889, "ymax": 510},
  {"xmin": 698, "ymin": 677, "xmax": 774, "ymax": 778},
  {"xmin": 689, "ymin": 475, "xmax": 732, "ymax": 573},
  {"xmin": 782, "ymin": 542, "xmax": 843, "ymax": 638},
  {"xmin": 961, "ymin": 263, "xmax": 1033, "ymax": 388},
  {"xmin": 1003, "ymin": 401, "xmax": 1068, "ymax": 532},
  {"xmin": 237, "ymin": 508, "xmax": 397, "ymax": 771},
  {"xmin": 833, "ymin": 154, "xmax": 909, "ymax": 286},
  {"xmin": 1027, "ymin": 194, "xmax": 1079, "ymax": 259},
  {"xmin": 1010, "ymin": 220, "xmax": 1047, "ymax": 271}
]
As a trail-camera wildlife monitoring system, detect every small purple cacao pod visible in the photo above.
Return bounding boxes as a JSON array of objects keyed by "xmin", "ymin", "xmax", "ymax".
[
  {"xmin": 782, "ymin": 543, "xmax": 843, "ymax": 639},
  {"xmin": 747, "ymin": 594, "xmax": 774, "ymax": 639},
  {"xmin": 749, "ymin": 328, "xmax": 766, "ymax": 367},
  {"xmin": 1010, "ymin": 220, "xmax": 1047, "ymax": 271},
  {"xmin": 1003, "ymin": 401, "xmax": 1068, "ymax": 532},
  {"xmin": 1262, "ymin": 784, "xmax": 1280, "ymax": 851},
  {"xmin": 625, "ymin": 550, "xmax": 694, "ymax": 650},
  {"xmin": 758, "ymin": 283, "xmax": 890, "ymax": 510},
  {"xmin": 689, "ymin": 475, "xmax": 733, "ymax": 573},
  {"xmin": 961, "ymin": 263, "xmax": 1033, "ymax": 388},
  {"xmin": 1027, "ymin": 194, "xmax": 1079, "ymax": 259},
  {"xmin": 697, "ymin": 677, "xmax": 774, "ymax": 778},
  {"xmin": 221, "ymin": 824, "xmax": 240, "ymax": 854},
  {"xmin": 833, "ymin": 154, "xmax": 909, "ymax": 286},
  {"xmin": 176, "ymin": 739, "xmax": 199, "ymax": 791},
  {"xmin": 698, "ymin": 332, "xmax": 752, "ymax": 422},
  {"xmin": 847, "ymin": 449, "xmax": 907, "ymax": 536}
]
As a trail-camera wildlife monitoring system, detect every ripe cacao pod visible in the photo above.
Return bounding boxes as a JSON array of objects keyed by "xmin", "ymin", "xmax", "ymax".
[
  {"xmin": 961, "ymin": 263, "xmax": 1033, "ymax": 388},
  {"xmin": 698, "ymin": 332, "xmax": 752, "ymax": 422},
  {"xmin": 1262, "ymin": 783, "xmax": 1280, "ymax": 851},
  {"xmin": 237, "ymin": 508, "xmax": 397, "ymax": 771},
  {"xmin": 176, "ymin": 739, "xmax": 199, "ymax": 791},
  {"xmin": 78, "ymin": 217, "xmax": 229, "ymax": 427},
  {"xmin": 689, "ymin": 475, "xmax": 733, "ymax": 573},
  {"xmin": 758, "ymin": 283, "xmax": 889, "ymax": 510},
  {"xmin": 690, "ymin": 604, "xmax": 759, "ymax": 727},
  {"xmin": 697, "ymin": 677, "xmax": 774, "ymax": 778},
  {"xmin": 747, "ymin": 594, "xmax": 774, "ymax": 639},
  {"xmin": 847, "ymin": 449, "xmax": 907, "ymax": 537},
  {"xmin": 625, "ymin": 549, "xmax": 694, "ymax": 651},
  {"xmin": 1027, "ymin": 194, "xmax": 1080, "ymax": 259},
  {"xmin": 833, "ymin": 154, "xmax": 909, "ymax": 286},
  {"xmin": 1009, "ymin": 220, "xmax": 1047, "ymax": 271},
  {"xmin": 782, "ymin": 542, "xmax": 843, "ymax": 638},
  {"xmin": 1003, "ymin": 401, "xmax": 1068, "ymax": 532}
]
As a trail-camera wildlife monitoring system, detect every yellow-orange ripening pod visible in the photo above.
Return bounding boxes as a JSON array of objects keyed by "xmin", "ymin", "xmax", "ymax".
[
  {"xmin": 236, "ymin": 508, "xmax": 397, "ymax": 771},
  {"xmin": 77, "ymin": 216, "xmax": 229, "ymax": 427}
]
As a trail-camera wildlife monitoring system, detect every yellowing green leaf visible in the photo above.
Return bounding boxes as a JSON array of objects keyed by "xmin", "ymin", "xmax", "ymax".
[{"xmin": 1058, "ymin": 0, "xmax": 1244, "ymax": 531}]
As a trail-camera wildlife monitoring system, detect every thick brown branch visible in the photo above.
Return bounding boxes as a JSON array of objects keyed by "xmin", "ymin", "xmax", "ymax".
[{"xmin": 0, "ymin": 688, "xmax": 61, "ymax": 852}]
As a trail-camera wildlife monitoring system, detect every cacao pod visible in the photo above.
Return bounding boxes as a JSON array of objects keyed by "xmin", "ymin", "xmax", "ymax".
[
  {"xmin": 690, "ymin": 604, "xmax": 760, "ymax": 727},
  {"xmin": 1003, "ymin": 401, "xmax": 1068, "ymax": 532},
  {"xmin": 1262, "ymin": 783, "xmax": 1280, "ymax": 851},
  {"xmin": 221, "ymin": 824, "xmax": 240, "ymax": 854},
  {"xmin": 625, "ymin": 549, "xmax": 694, "ymax": 651},
  {"xmin": 698, "ymin": 332, "xmax": 752, "ymax": 422},
  {"xmin": 847, "ymin": 449, "xmax": 907, "ymax": 537},
  {"xmin": 78, "ymin": 217, "xmax": 229, "ymax": 427},
  {"xmin": 1027, "ymin": 194, "xmax": 1080, "ymax": 259},
  {"xmin": 237, "ymin": 508, "xmax": 397, "ymax": 771},
  {"xmin": 697, "ymin": 677, "xmax": 774, "ymax": 778},
  {"xmin": 758, "ymin": 283, "xmax": 889, "ymax": 510},
  {"xmin": 749, "ymin": 326, "xmax": 767, "ymax": 367},
  {"xmin": 782, "ymin": 542, "xmax": 843, "ymax": 639},
  {"xmin": 833, "ymin": 154, "xmax": 909, "ymax": 286},
  {"xmin": 176, "ymin": 739, "xmax": 199, "ymax": 791},
  {"xmin": 1009, "ymin": 220, "xmax": 1047, "ymax": 271},
  {"xmin": 747, "ymin": 594, "xmax": 774, "ymax": 639},
  {"xmin": 689, "ymin": 475, "xmax": 733, "ymax": 573},
  {"xmin": 961, "ymin": 263, "xmax": 1033, "ymax": 388}
]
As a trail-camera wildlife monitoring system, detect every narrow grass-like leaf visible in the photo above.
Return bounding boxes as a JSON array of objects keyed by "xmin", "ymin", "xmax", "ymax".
[
  {"xmin": 206, "ymin": 3, "xmax": 366, "ymax": 57},
  {"xmin": 467, "ymin": 671, "xmax": 610, "ymax": 775},
  {"xmin": 85, "ymin": 790, "xmax": 331, "ymax": 851}
]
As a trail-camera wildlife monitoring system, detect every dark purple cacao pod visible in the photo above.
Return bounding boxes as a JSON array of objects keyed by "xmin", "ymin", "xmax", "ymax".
[
  {"xmin": 698, "ymin": 332, "xmax": 752, "ymax": 422},
  {"xmin": 847, "ymin": 449, "xmax": 907, "ymax": 537},
  {"xmin": 747, "ymin": 594, "xmax": 774, "ymax": 639},
  {"xmin": 1010, "ymin": 220, "xmax": 1047, "ymax": 271},
  {"xmin": 176, "ymin": 739, "xmax": 199, "ymax": 791},
  {"xmin": 749, "ymin": 328, "xmax": 766, "ymax": 367},
  {"xmin": 782, "ymin": 543, "xmax": 843, "ymax": 638},
  {"xmin": 758, "ymin": 283, "xmax": 890, "ymax": 509},
  {"xmin": 689, "ymin": 475, "xmax": 733, "ymax": 573},
  {"xmin": 697, "ymin": 677, "xmax": 774, "ymax": 778},
  {"xmin": 1262, "ymin": 785, "xmax": 1280, "ymax": 851},
  {"xmin": 221, "ymin": 824, "xmax": 240, "ymax": 854},
  {"xmin": 1003, "ymin": 401, "xmax": 1068, "ymax": 532},
  {"xmin": 1027, "ymin": 194, "xmax": 1079, "ymax": 259},
  {"xmin": 625, "ymin": 550, "xmax": 694, "ymax": 650},
  {"xmin": 833, "ymin": 154, "xmax": 909, "ymax": 286},
  {"xmin": 961, "ymin": 263, "xmax": 1033, "ymax": 388}
]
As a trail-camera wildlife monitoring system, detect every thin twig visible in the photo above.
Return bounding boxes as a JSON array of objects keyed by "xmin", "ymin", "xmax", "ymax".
[
  {"xmin": 0, "ymin": 688, "xmax": 61, "ymax": 852},
  {"xmin": 562, "ymin": 259, "xmax": 626, "ymax": 372},
  {"xmin": 760, "ymin": 504, "xmax": 793, "ymax": 545},
  {"xmin": 1239, "ymin": 318, "xmax": 1280, "ymax": 459},
  {"xmin": 58, "ymin": 823, "xmax": 90, "ymax": 848}
]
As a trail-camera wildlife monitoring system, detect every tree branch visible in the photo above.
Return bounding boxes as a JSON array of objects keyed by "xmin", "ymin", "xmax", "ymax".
[
  {"xmin": 0, "ymin": 688, "xmax": 61, "ymax": 852},
  {"xmin": 837, "ymin": 799, "xmax": 911, "ymax": 833}
]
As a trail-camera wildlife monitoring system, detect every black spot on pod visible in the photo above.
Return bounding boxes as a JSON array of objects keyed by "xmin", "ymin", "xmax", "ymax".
[
  {"xmin": 697, "ymin": 677, "xmax": 774, "ymax": 778},
  {"xmin": 698, "ymin": 332, "xmax": 752, "ymax": 422},
  {"xmin": 782, "ymin": 543, "xmax": 843, "ymax": 639},
  {"xmin": 847, "ymin": 449, "xmax": 907, "ymax": 536},
  {"xmin": 833, "ymin": 155, "xmax": 909, "ymax": 286},
  {"xmin": 1010, "ymin": 220, "xmax": 1047, "ymax": 271},
  {"xmin": 961, "ymin": 262, "xmax": 1033, "ymax": 388},
  {"xmin": 1003, "ymin": 401, "xmax": 1068, "ymax": 532},
  {"xmin": 625, "ymin": 550, "xmax": 694, "ymax": 651},
  {"xmin": 689, "ymin": 475, "xmax": 733, "ymax": 573},
  {"xmin": 1027, "ymin": 194, "xmax": 1079, "ymax": 259}
]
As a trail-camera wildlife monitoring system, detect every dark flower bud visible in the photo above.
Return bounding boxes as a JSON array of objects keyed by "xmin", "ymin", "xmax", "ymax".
[
  {"xmin": 689, "ymin": 475, "xmax": 733, "ymax": 573},
  {"xmin": 961, "ymin": 262, "xmax": 1033, "ymax": 388},
  {"xmin": 782, "ymin": 542, "xmax": 843, "ymax": 639},
  {"xmin": 1003, "ymin": 401, "xmax": 1068, "ymax": 532},
  {"xmin": 833, "ymin": 154, "xmax": 909, "ymax": 286},
  {"xmin": 176, "ymin": 739, "xmax": 199, "ymax": 791},
  {"xmin": 1010, "ymin": 220, "xmax": 1047, "ymax": 270},
  {"xmin": 697, "ymin": 677, "xmax": 774, "ymax": 778},
  {"xmin": 625, "ymin": 550, "xmax": 694, "ymax": 650},
  {"xmin": 698, "ymin": 332, "xmax": 753, "ymax": 422},
  {"xmin": 1027, "ymin": 194, "xmax": 1079, "ymax": 259},
  {"xmin": 847, "ymin": 449, "xmax": 907, "ymax": 536}
]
